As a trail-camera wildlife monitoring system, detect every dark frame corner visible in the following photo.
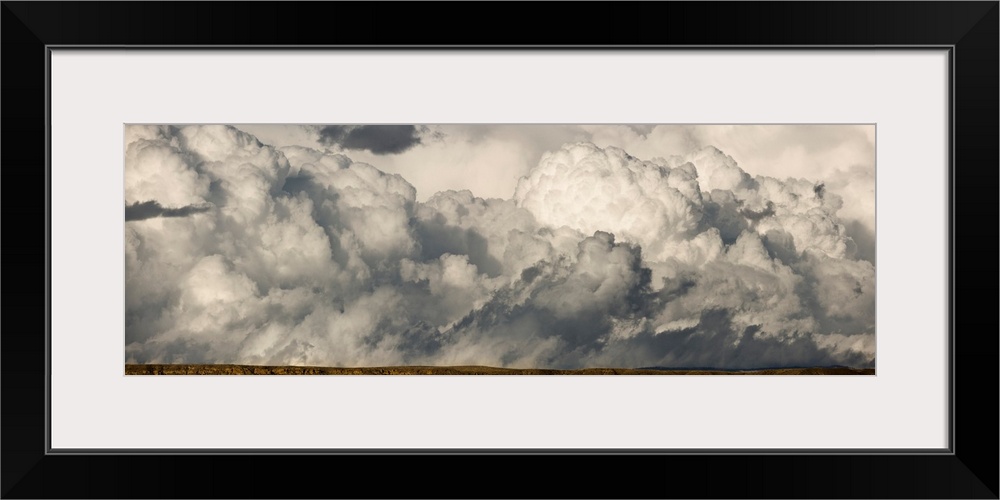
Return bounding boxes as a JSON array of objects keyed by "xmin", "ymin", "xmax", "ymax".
[{"xmin": 2, "ymin": 2, "xmax": 997, "ymax": 498}]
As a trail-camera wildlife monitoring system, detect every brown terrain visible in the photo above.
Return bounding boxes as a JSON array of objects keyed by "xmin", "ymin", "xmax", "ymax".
[{"xmin": 125, "ymin": 364, "xmax": 874, "ymax": 375}]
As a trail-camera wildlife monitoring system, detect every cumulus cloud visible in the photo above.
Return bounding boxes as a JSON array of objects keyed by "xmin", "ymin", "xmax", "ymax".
[
  {"xmin": 125, "ymin": 125, "xmax": 875, "ymax": 370},
  {"xmin": 125, "ymin": 125, "xmax": 211, "ymax": 207},
  {"xmin": 514, "ymin": 143, "xmax": 705, "ymax": 262}
]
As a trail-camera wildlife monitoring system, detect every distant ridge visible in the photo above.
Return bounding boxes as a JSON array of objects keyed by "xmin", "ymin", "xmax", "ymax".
[{"xmin": 125, "ymin": 364, "xmax": 875, "ymax": 375}]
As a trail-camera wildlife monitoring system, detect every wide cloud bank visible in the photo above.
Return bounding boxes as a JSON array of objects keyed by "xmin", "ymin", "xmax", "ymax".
[{"xmin": 125, "ymin": 125, "xmax": 875, "ymax": 369}]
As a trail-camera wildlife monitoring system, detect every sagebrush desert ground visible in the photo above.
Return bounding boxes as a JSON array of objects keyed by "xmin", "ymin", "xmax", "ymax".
[{"xmin": 125, "ymin": 364, "xmax": 874, "ymax": 375}]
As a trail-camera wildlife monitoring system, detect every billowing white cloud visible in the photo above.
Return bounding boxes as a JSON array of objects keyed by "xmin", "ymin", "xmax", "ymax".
[
  {"xmin": 587, "ymin": 124, "xmax": 877, "ymax": 263},
  {"xmin": 125, "ymin": 126, "xmax": 211, "ymax": 207},
  {"xmin": 126, "ymin": 125, "xmax": 875, "ymax": 370},
  {"xmin": 514, "ymin": 143, "xmax": 704, "ymax": 262}
]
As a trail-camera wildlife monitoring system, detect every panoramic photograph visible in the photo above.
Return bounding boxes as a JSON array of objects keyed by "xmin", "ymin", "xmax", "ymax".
[{"xmin": 124, "ymin": 124, "xmax": 875, "ymax": 375}]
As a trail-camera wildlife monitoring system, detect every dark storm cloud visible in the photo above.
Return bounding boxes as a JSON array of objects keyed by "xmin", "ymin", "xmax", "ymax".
[
  {"xmin": 844, "ymin": 219, "xmax": 876, "ymax": 265},
  {"xmin": 317, "ymin": 125, "xmax": 423, "ymax": 154},
  {"xmin": 125, "ymin": 200, "xmax": 212, "ymax": 221},
  {"xmin": 413, "ymin": 212, "xmax": 504, "ymax": 278},
  {"xmin": 598, "ymin": 309, "xmax": 873, "ymax": 371},
  {"xmin": 739, "ymin": 200, "xmax": 776, "ymax": 222}
]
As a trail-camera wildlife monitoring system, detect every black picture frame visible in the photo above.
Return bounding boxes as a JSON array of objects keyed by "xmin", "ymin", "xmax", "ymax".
[{"xmin": 3, "ymin": 2, "xmax": 996, "ymax": 498}]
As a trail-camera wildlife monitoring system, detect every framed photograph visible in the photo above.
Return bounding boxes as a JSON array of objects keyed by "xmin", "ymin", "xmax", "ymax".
[
  {"xmin": 3, "ymin": 2, "xmax": 996, "ymax": 498},
  {"xmin": 119, "ymin": 120, "xmax": 879, "ymax": 378}
]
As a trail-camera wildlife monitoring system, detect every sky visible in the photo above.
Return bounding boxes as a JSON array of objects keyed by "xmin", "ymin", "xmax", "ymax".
[{"xmin": 124, "ymin": 124, "xmax": 876, "ymax": 370}]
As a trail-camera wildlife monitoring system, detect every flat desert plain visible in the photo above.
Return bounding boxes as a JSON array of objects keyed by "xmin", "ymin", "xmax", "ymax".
[{"xmin": 125, "ymin": 364, "xmax": 874, "ymax": 375}]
